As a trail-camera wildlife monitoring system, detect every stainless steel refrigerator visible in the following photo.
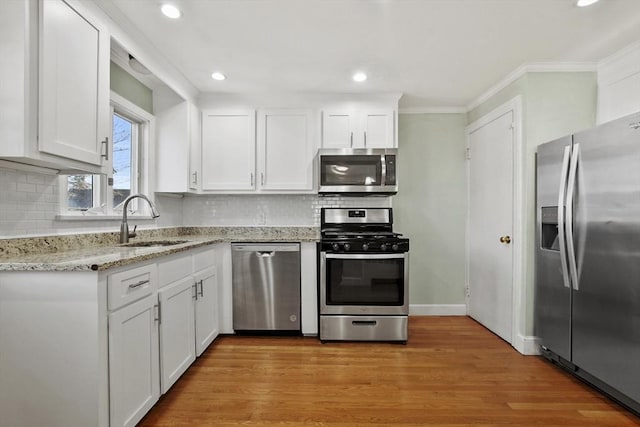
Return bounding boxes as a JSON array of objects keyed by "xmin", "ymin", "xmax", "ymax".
[{"xmin": 535, "ymin": 111, "xmax": 640, "ymax": 414}]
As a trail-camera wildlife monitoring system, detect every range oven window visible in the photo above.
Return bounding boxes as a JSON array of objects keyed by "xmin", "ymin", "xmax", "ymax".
[
  {"xmin": 326, "ymin": 257, "xmax": 404, "ymax": 305},
  {"xmin": 320, "ymin": 155, "xmax": 382, "ymax": 186}
]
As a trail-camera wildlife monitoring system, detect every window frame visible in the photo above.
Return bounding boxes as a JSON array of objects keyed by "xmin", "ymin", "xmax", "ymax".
[{"xmin": 57, "ymin": 91, "xmax": 155, "ymax": 219}]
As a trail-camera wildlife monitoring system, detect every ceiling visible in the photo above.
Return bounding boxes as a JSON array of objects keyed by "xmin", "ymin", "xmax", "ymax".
[{"xmin": 101, "ymin": 0, "xmax": 640, "ymax": 110}]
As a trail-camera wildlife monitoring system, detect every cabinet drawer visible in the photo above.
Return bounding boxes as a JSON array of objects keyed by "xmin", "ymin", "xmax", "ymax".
[
  {"xmin": 158, "ymin": 254, "xmax": 192, "ymax": 288},
  {"xmin": 108, "ymin": 264, "xmax": 157, "ymax": 310},
  {"xmin": 193, "ymin": 247, "xmax": 216, "ymax": 272}
]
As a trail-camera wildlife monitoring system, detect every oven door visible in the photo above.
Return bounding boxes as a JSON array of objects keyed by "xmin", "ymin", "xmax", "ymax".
[{"xmin": 319, "ymin": 252, "xmax": 409, "ymax": 315}]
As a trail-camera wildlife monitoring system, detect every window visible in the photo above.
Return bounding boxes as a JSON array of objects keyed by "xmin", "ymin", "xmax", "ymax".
[{"xmin": 60, "ymin": 93, "xmax": 152, "ymax": 217}]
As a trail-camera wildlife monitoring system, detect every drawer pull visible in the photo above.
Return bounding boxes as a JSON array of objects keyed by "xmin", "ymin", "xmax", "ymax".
[
  {"xmin": 352, "ymin": 320, "xmax": 377, "ymax": 326},
  {"xmin": 128, "ymin": 279, "xmax": 150, "ymax": 289}
]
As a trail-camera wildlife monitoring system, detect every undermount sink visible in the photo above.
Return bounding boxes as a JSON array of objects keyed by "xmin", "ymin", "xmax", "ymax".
[{"xmin": 121, "ymin": 240, "xmax": 190, "ymax": 247}]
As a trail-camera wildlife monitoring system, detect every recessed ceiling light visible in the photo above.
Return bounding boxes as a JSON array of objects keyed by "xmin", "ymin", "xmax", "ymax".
[
  {"xmin": 353, "ymin": 72, "xmax": 367, "ymax": 82},
  {"xmin": 576, "ymin": 0, "xmax": 599, "ymax": 7},
  {"xmin": 161, "ymin": 4, "xmax": 181, "ymax": 19},
  {"xmin": 211, "ymin": 72, "xmax": 226, "ymax": 81}
]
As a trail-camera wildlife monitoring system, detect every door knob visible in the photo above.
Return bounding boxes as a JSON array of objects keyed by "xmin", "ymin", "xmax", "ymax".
[{"xmin": 500, "ymin": 236, "xmax": 511, "ymax": 244}]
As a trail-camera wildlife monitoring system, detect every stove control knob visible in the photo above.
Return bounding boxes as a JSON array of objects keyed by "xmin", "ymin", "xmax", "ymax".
[
  {"xmin": 332, "ymin": 243, "xmax": 340, "ymax": 251},
  {"xmin": 343, "ymin": 243, "xmax": 351, "ymax": 251},
  {"xmin": 392, "ymin": 243, "xmax": 399, "ymax": 251},
  {"xmin": 380, "ymin": 244, "xmax": 388, "ymax": 251},
  {"xmin": 362, "ymin": 243, "xmax": 369, "ymax": 251}
]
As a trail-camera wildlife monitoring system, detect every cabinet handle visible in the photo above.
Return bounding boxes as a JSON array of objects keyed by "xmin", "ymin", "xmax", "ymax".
[
  {"xmin": 364, "ymin": 131, "xmax": 367, "ymax": 147},
  {"xmin": 101, "ymin": 137, "xmax": 109, "ymax": 160},
  {"xmin": 250, "ymin": 173, "xmax": 254, "ymax": 187},
  {"xmin": 154, "ymin": 303, "xmax": 160, "ymax": 323},
  {"xmin": 192, "ymin": 171, "xmax": 198, "ymax": 185},
  {"xmin": 261, "ymin": 173, "xmax": 265, "ymax": 186},
  {"xmin": 128, "ymin": 279, "xmax": 149, "ymax": 289},
  {"xmin": 193, "ymin": 282, "xmax": 198, "ymax": 300},
  {"xmin": 199, "ymin": 280, "xmax": 204, "ymax": 297},
  {"xmin": 350, "ymin": 132, "xmax": 353, "ymax": 148}
]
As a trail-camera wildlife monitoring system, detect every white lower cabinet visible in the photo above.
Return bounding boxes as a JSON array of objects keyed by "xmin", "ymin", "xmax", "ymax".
[
  {"xmin": 108, "ymin": 293, "xmax": 160, "ymax": 427},
  {"xmin": 156, "ymin": 247, "xmax": 219, "ymax": 393},
  {"xmin": 0, "ymin": 243, "xmax": 220, "ymax": 427},
  {"xmin": 108, "ymin": 245, "xmax": 219, "ymax": 426},
  {"xmin": 158, "ymin": 277, "xmax": 196, "ymax": 393},
  {"xmin": 194, "ymin": 266, "xmax": 219, "ymax": 355}
]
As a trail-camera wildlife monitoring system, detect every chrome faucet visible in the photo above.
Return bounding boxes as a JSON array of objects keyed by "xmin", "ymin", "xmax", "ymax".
[{"xmin": 119, "ymin": 193, "xmax": 160, "ymax": 243}]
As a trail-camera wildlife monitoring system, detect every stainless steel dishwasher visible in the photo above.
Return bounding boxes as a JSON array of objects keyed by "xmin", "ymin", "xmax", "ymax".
[{"xmin": 232, "ymin": 243, "xmax": 301, "ymax": 332}]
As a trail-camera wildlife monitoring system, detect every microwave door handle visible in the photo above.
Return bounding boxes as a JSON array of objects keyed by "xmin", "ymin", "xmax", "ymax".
[
  {"xmin": 557, "ymin": 145, "xmax": 572, "ymax": 289},
  {"xmin": 381, "ymin": 155, "xmax": 387, "ymax": 186}
]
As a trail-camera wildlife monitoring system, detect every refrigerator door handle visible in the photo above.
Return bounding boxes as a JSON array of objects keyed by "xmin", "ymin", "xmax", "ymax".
[
  {"xmin": 557, "ymin": 145, "xmax": 572, "ymax": 289},
  {"xmin": 566, "ymin": 143, "xmax": 580, "ymax": 291}
]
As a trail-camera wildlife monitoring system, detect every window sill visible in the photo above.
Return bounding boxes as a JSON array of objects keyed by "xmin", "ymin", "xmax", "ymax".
[{"xmin": 55, "ymin": 215, "xmax": 157, "ymax": 222}]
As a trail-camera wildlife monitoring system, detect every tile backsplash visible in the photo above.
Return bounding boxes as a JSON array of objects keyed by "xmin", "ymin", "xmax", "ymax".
[
  {"xmin": 182, "ymin": 194, "xmax": 391, "ymax": 227},
  {"xmin": 0, "ymin": 165, "xmax": 392, "ymax": 238},
  {"xmin": 0, "ymin": 166, "xmax": 182, "ymax": 238}
]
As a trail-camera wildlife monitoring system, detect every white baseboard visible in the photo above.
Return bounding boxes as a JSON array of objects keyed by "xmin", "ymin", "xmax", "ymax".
[
  {"xmin": 409, "ymin": 304, "xmax": 467, "ymax": 316},
  {"xmin": 513, "ymin": 334, "xmax": 541, "ymax": 355}
]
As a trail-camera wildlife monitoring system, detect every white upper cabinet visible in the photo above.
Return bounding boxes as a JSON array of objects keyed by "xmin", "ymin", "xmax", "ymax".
[
  {"xmin": 322, "ymin": 109, "xmax": 395, "ymax": 148},
  {"xmin": 598, "ymin": 45, "xmax": 640, "ymax": 124},
  {"xmin": 156, "ymin": 101, "xmax": 201, "ymax": 193},
  {"xmin": 322, "ymin": 111, "xmax": 358, "ymax": 148},
  {"xmin": 362, "ymin": 111, "xmax": 395, "ymax": 148},
  {"xmin": 201, "ymin": 110, "xmax": 256, "ymax": 191},
  {"xmin": 257, "ymin": 109, "xmax": 315, "ymax": 191},
  {"xmin": 0, "ymin": 0, "xmax": 109, "ymax": 172},
  {"xmin": 39, "ymin": 0, "xmax": 110, "ymax": 166},
  {"xmin": 200, "ymin": 108, "xmax": 316, "ymax": 193}
]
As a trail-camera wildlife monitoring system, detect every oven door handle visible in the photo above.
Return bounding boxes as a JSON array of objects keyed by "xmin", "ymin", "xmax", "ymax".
[{"xmin": 325, "ymin": 253, "xmax": 406, "ymax": 260}]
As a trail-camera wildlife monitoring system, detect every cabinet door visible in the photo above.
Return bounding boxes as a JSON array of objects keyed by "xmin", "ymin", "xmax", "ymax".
[
  {"xmin": 202, "ymin": 110, "xmax": 256, "ymax": 191},
  {"xmin": 361, "ymin": 110, "xmax": 395, "ymax": 148},
  {"xmin": 258, "ymin": 109, "xmax": 315, "ymax": 191},
  {"xmin": 109, "ymin": 294, "xmax": 160, "ymax": 427},
  {"xmin": 194, "ymin": 266, "xmax": 219, "ymax": 356},
  {"xmin": 156, "ymin": 101, "xmax": 190, "ymax": 192},
  {"xmin": 158, "ymin": 277, "xmax": 196, "ymax": 393},
  {"xmin": 322, "ymin": 111, "xmax": 357, "ymax": 148},
  {"xmin": 39, "ymin": 0, "xmax": 109, "ymax": 167}
]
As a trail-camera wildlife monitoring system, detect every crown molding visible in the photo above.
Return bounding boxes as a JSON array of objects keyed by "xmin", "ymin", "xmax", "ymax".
[
  {"xmin": 466, "ymin": 62, "xmax": 597, "ymax": 112},
  {"xmin": 399, "ymin": 107, "xmax": 467, "ymax": 114}
]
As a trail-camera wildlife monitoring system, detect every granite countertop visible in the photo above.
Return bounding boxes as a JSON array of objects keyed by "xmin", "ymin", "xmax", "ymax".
[{"xmin": 0, "ymin": 227, "xmax": 319, "ymax": 272}]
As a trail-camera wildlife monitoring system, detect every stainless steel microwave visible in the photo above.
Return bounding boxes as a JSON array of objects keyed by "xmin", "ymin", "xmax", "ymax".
[{"xmin": 318, "ymin": 148, "xmax": 398, "ymax": 195}]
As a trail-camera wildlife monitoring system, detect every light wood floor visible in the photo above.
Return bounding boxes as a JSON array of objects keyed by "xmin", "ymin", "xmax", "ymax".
[{"xmin": 140, "ymin": 316, "xmax": 640, "ymax": 426}]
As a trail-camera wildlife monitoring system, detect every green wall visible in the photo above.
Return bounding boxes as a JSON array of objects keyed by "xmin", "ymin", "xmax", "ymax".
[
  {"xmin": 110, "ymin": 62, "xmax": 153, "ymax": 114},
  {"xmin": 395, "ymin": 113, "xmax": 468, "ymax": 306},
  {"xmin": 467, "ymin": 71, "xmax": 597, "ymax": 336}
]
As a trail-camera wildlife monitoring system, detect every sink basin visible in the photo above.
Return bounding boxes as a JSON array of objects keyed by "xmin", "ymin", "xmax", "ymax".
[{"xmin": 121, "ymin": 240, "xmax": 190, "ymax": 247}]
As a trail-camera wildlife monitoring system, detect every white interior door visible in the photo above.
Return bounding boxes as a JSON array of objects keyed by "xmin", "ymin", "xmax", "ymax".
[{"xmin": 468, "ymin": 110, "xmax": 514, "ymax": 343}]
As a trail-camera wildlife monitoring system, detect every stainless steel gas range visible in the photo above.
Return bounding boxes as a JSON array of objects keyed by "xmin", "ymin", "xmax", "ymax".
[{"xmin": 318, "ymin": 208, "xmax": 410, "ymax": 343}]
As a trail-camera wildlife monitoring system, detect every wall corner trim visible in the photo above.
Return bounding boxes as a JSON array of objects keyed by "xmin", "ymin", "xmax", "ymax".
[{"xmin": 513, "ymin": 334, "xmax": 541, "ymax": 356}]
